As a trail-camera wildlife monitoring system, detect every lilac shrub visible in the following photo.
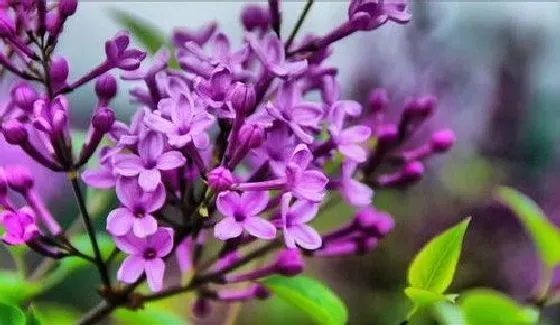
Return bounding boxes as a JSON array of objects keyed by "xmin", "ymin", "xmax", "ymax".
[{"xmin": 0, "ymin": 0, "xmax": 456, "ymax": 323}]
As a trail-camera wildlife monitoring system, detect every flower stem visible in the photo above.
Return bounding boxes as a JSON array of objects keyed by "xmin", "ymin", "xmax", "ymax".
[
  {"xmin": 285, "ymin": 0, "xmax": 314, "ymax": 51},
  {"xmin": 68, "ymin": 172, "xmax": 111, "ymax": 290}
]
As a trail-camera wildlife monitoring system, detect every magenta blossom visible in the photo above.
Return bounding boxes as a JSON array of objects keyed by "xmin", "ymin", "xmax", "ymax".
[
  {"xmin": 280, "ymin": 193, "xmax": 321, "ymax": 250},
  {"xmin": 348, "ymin": 0, "xmax": 411, "ymax": 31},
  {"xmin": 340, "ymin": 160, "xmax": 373, "ymax": 207},
  {"xmin": 284, "ymin": 144, "xmax": 328, "ymax": 202},
  {"xmin": 1, "ymin": 207, "xmax": 40, "ymax": 245},
  {"xmin": 115, "ymin": 227, "xmax": 174, "ymax": 292},
  {"xmin": 329, "ymin": 102, "xmax": 371, "ymax": 162},
  {"xmin": 113, "ymin": 130, "xmax": 186, "ymax": 192},
  {"xmin": 107, "ymin": 177, "xmax": 166, "ymax": 238},
  {"xmin": 246, "ymin": 32, "xmax": 307, "ymax": 78},
  {"xmin": 214, "ymin": 190, "xmax": 276, "ymax": 240}
]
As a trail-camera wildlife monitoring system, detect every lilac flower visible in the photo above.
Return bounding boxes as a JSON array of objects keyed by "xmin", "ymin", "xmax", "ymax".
[
  {"xmin": 329, "ymin": 102, "xmax": 371, "ymax": 162},
  {"xmin": 284, "ymin": 144, "xmax": 328, "ymax": 202},
  {"xmin": 82, "ymin": 147, "xmax": 118, "ymax": 189},
  {"xmin": 214, "ymin": 190, "xmax": 276, "ymax": 240},
  {"xmin": 184, "ymin": 33, "xmax": 249, "ymax": 70},
  {"xmin": 107, "ymin": 176, "xmax": 166, "ymax": 238},
  {"xmin": 246, "ymin": 33, "xmax": 307, "ymax": 78},
  {"xmin": 144, "ymin": 91, "xmax": 215, "ymax": 149},
  {"xmin": 280, "ymin": 193, "xmax": 322, "ymax": 250},
  {"xmin": 115, "ymin": 227, "xmax": 174, "ymax": 292},
  {"xmin": 249, "ymin": 124, "xmax": 295, "ymax": 176},
  {"xmin": 113, "ymin": 130, "xmax": 186, "ymax": 192},
  {"xmin": 193, "ymin": 66, "xmax": 235, "ymax": 118},
  {"xmin": 348, "ymin": 0, "xmax": 411, "ymax": 31},
  {"xmin": 105, "ymin": 32, "xmax": 147, "ymax": 71},
  {"xmin": 1, "ymin": 207, "xmax": 40, "ymax": 245},
  {"xmin": 32, "ymin": 96, "xmax": 69, "ymax": 136},
  {"xmin": 173, "ymin": 22, "xmax": 217, "ymax": 48},
  {"xmin": 340, "ymin": 160, "xmax": 373, "ymax": 207},
  {"xmin": 265, "ymin": 82, "xmax": 323, "ymax": 144}
]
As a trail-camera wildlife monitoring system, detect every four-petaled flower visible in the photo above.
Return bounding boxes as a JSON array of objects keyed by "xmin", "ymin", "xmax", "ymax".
[
  {"xmin": 280, "ymin": 193, "xmax": 322, "ymax": 249},
  {"xmin": 1, "ymin": 207, "xmax": 39, "ymax": 245},
  {"xmin": 115, "ymin": 227, "xmax": 174, "ymax": 292},
  {"xmin": 329, "ymin": 102, "xmax": 371, "ymax": 162},
  {"xmin": 246, "ymin": 32, "xmax": 307, "ymax": 78},
  {"xmin": 214, "ymin": 190, "xmax": 277, "ymax": 240},
  {"xmin": 284, "ymin": 144, "xmax": 329, "ymax": 202}
]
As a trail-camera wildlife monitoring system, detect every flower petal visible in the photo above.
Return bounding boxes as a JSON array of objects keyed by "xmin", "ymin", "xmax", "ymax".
[
  {"xmin": 145, "ymin": 258, "xmax": 165, "ymax": 292},
  {"xmin": 290, "ymin": 144, "xmax": 313, "ymax": 168},
  {"xmin": 343, "ymin": 179, "xmax": 373, "ymax": 207},
  {"xmin": 244, "ymin": 217, "xmax": 277, "ymax": 240},
  {"xmin": 291, "ymin": 224, "xmax": 322, "ymax": 250},
  {"xmin": 149, "ymin": 227, "xmax": 174, "ymax": 257},
  {"xmin": 156, "ymin": 151, "xmax": 186, "ymax": 170},
  {"xmin": 113, "ymin": 154, "xmax": 143, "ymax": 176},
  {"xmin": 339, "ymin": 144, "xmax": 368, "ymax": 163},
  {"xmin": 290, "ymin": 200, "xmax": 319, "ymax": 224},
  {"xmin": 81, "ymin": 169, "xmax": 116, "ymax": 189},
  {"xmin": 142, "ymin": 183, "xmax": 167, "ymax": 213},
  {"xmin": 132, "ymin": 214, "xmax": 158, "ymax": 238},
  {"xmin": 240, "ymin": 191, "xmax": 269, "ymax": 217},
  {"xmin": 144, "ymin": 112, "xmax": 175, "ymax": 134},
  {"xmin": 292, "ymin": 102, "xmax": 323, "ymax": 127},
  {"xmin": 214, "ymin": 217, "xmax": 243, "ymax": 240},
  {"xmin": 116, "ymin": 176, "xmax": 144, "ymax": 209},
  {"xmin": 114, "ymin": 232, "xmax": 147, "ymax": 255},
  {"xmin": 216, "ymin": 191, "xmax": 240, "ymax": 218},
  {"xmin": 106, "ymin": 208, "xmax": 134, "ymax": 236},
  {"xmin": 117, "ymin": 255, "xmax": 145, "ymax": 284},
  {"xmin": 192, "ymin": 133, "xmax": 210, "ymax": 149},
  {"xmin": 338, "ymin": 126, "xmax": 371, "ymax": 144},
  {"xmin": 138, "ymin": 169, "xmax": 162, "ymax": 192},
  {"xmin": 138, "ymin": 131, "xmax": 164, "ymax": 165}
]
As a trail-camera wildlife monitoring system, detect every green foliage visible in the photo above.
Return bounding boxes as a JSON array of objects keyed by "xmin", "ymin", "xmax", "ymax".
[
  {"xmin": 0, "ymin": 272, "xmax": 41, "ymax": 305},
  {"xmin": 113, "ymin": 305, "xmax": 189, "ymax": 325},
  {"xmin": 0, "ymin": 302, "xmax": 25, "ymax": 325},
  {"xmin": 25, "ymin": 307, "xmax": 42, "ymax": 325},
  {"xmin": 496, "ymin": 187, "xmax": 560, "ymax": 267},
  {"xmin": 433, "ymin": 302, "xmax": 465, "ymax": 325},
  {"xmin": 31, "ymin": 304, "xmax": 79, "ymax": 324},
  {"xmin": 110, "ymin": 9, "xmax": 179, "ymax": 69},
  {"xmin": 460, "ymin": 290, "xmax": 538, "ymax": 325},
  {"xmin": 405, "ymin": 218, "xmax": 470, "ymax": 319},
  {"xmin": 261, "ymin": 275, "xmax": 348, "ymax": 325}
]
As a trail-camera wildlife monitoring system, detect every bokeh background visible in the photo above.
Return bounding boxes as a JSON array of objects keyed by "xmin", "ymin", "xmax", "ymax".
[{"xmin": 1, "ymin": 1, "xmax": 560, "ymax": 324}]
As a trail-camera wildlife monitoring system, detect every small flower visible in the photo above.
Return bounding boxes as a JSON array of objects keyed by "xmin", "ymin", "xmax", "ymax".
[
  {"xmin": 115, "ymin": 227, "xmax": 174, "ymax": 292},
  {"xmin": 113, "ymin": 130, "xmax": 186, "ymax": 192},
  {"xmin": 329, "ymin": 102, "xmax": 371, "ymax": 162},
  {"xmin": 246, "ymin": 33, "xmax": 307, "ymax": 78},
  {"xmin": 280, "ymin": 193, "xmax": 322, "ymax": 250},
  {"xmin": 348, "ymin": 0, "xmax": 411, "ymax": 31},
  {"xmin": 340, "ymin": 160, "xmax": 373, "ymax": 207},
  {"xmin": 214, "ymin": 190, "xmax": 276, "ymax": 240},
  {"xmin": 32, "ymin": 96, "xmax": 69, "ymax": 136},
  {"xmin": 1, "ymin": 207, "xmax": 40, "ymax": 245},
  {"xmin": 193, "ymin": 66, "xmax": 235, "ymax": 118},
  {"xmin": 208, "ymin": 166, "xmax": 234, "ymax": 192},
  {"xmin": 284, "ymin": 144, "xmax": 328, "ymax": 202},
  {"xmin": 107, "ymin": 176, "xmax": 166, "ymax": 238},
  {"xmin": 105, "ymin": 31, "xmax": 147, "ymax": 71}
]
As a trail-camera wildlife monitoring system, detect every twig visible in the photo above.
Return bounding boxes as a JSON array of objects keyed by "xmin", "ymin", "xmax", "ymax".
[{"xmin": 285, "ymin": 0, "xmax": 314, "ymax": 51}]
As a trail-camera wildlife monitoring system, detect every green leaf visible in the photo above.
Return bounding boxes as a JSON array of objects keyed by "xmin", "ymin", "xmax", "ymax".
[
  {"xmin": 405, "ymin": 287, "xmax": 450, "ymax": 307},
  {"xmin": 261, "ymin": 275, "xmax": 348, "ymax": 325},
  {"xmin": 25, "ymin": 307, "xmax": 42, "ymax": 325},
  {"xmin": 32, "ymin": 303, "xmax": 79, "ymax": 324},
  {"xmin": 407, "ymin": 218, "xmax": 471, "ymax": 293},
  {"xmin": 496, "ymin": 187, "xmax": 560, "ymax": 267},
  {"xmin": 0, "ymin": 302, "xmax": 25, "ymax": 325},
  {"xmin": 0, "ymin": 272, "xmax": 41, "ymax": 305},
  {"xmin": 113, "ymin": 306, "xmax": 189, "ymax": 325},
  {"xmin": 433, "ymin": 302, "xmax": 466, "ymax": 325},
  {"xmin": 460, "ymin": 290, "xmax": 538, "ymax": 325}
]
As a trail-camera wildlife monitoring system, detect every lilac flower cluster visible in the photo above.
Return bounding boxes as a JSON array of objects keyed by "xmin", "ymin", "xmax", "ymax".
[{"xmin": 0, "ymin": 0, "xmax": 455, "ymax": 322}]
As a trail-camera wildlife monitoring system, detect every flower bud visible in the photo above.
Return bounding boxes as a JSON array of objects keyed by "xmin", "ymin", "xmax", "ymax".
[
  {"xmin": 403, "ymin": 96, "xmax": 436, "ymax": 121},
  {"xmin": 368, "ymin": 88, "xmax": 389, "ymax": 112},
  {"xmin": 49, "ymin": 56, "xmax": 69, "ymax": 84},
  {"xmin": 238, "ymin": 124, "xmax": 264, "ymax": 149},
  {"xmin": 58, "ymin": 0, "xmax": 78, "ymax": 17},
  {"xmin": 95, "ymin": 74, "xmax": 118, "ymax": 100},
  {"xmin": 208, "ymin": 166, "xmax": 233, "ymax": 192},
  {"xmin": 92, "ymin": 107, "xmax": 115, "ymax": 133},
  {"xmin": 46, "ymin": 11, "xmax": 61, "ymax": 34},
  {"xmin": 353, "ymin": 208, "xmax": 394, "ymax": 237},
  {"xmin": 376, "ymin": 124, "xmax": 398, "ymax": 147},
  {"xmin": 6, "ymin": 165, "xmax": 34, "ymax": 192},
  {"xmin": 2, "ymin": 121, "xmax": 28, "ymax": 145},
  {"xmin": 274, "ymin": 249, "xmax": 304, "ymax": 276},
  {"xmin": 230, "ymin": 82, "xmax": 256, "ymax": 117},
  {"xmin": 11, "ymin": 83, "xmax": 37, "ymax": 112},
  {"xmin": 431, "ymin": 128, "xmax": 455, "ymax": 153},
  {"xmin": 241, "ymin": 4, "xmax": 270, "ymax": 32},
  {"xmin": 402, "ymin": 161, "xmax": 424, "ymax": 182}
]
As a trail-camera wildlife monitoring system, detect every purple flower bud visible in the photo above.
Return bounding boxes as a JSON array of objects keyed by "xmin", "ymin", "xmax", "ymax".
[
  {"xmin": 11, "ymin": 83, "xmax": 37, "ymax": 112},
  {"xmin": 49, "ymin": 56, "xmax": 70, "ymax": 84},
  {"xmin": 208, "ymin": 166, "xmax": 233, "ymax": 192},
  {"xmin": 192, "ymin": 297, "xmax": 211, "ymax": 318},
  {"xmin": 2, "ymin": 121, "xmax": 28, "ymax": 145},
  {"xmin": 368, "ymin": 88, "xmax": 389, "ymax": 112},
  {"xmin": 230, "ymin": 83, "xmax": 256, "ymax": 117},
  {"xmin": 353, "ymin": 207, "xmax": 394, "ymax": 237},
  {"xmin": 377, "ymin": 124, "xmax": 398, "ymax": 147},
  {"xmin": 46, "ymin": 11, "xmax": 61, "ymax": 35},
  {"xmin": 58, "ymin": 0, "xmax": 78, "ymax": 17},
  {"xmin": 274, "ymin": 249, "xmax": 304, "ymax": 276},
  {"xmin": 431, "ymin": 128, "xmax": 455, "ymax": 153},
  {"xmin": 92, "ymin": 107, "xmax": 115, "ymax": 133},
  {"xmin": 95, "ymin": 74, "xmax": 118, "ymax": 100},
  {"xmin": 403, "ymin": 161, "xmax": 424, "ymax": 182},
  {"xmin": 241, "ymin": 4, "xmax": 270, "ymax": 32},
  {"xmin": 403, "ymin": 96, "xmax": 436, "ymax": 121},
  {"xmin": 238, "ymin": 124, "xmax": 264, "ymax": 149},
  {"xmin": 6, "ymin": 165, "xmax": 34, "ymax": 192}
]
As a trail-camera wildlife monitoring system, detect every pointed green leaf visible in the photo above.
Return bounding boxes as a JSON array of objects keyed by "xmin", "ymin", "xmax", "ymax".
[
  {"xmin": 0, "ymin": 302, "xmax": 25, "ymax": 325},
  {"xmin": 496, "ymin": 187, "xmax": 560, "ymax": 267},
  {"xmin": 407, "ymin": 218, "xmax": 471, "ymax": 293},
  {"xmin": 261, "ymin": 275, "xmax": 348, "ymax": 325},
  {"xmin": 460, "ymin": 290, "xmax": 538, "ymax": 325},
  {"xmin": 433, "ymin": 302, "xmax": 466, "ymax": 325},
  {"xmin": 0, "ymin": 272, "xmax": 41, "ymax": 305}
]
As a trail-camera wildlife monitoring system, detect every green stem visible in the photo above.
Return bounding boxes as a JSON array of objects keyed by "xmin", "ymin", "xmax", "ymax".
[{"xmin": 285, "ymin": 0, "xmax": 314, "ymax": 51}]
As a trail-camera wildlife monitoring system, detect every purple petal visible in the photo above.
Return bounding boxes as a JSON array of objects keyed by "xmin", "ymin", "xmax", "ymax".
[
  {"xmin": 106, "ymin": 208, "xmax": 134, "ymax": 236},
  {"xmin": 113, "ymin": 154, "xmax": 144, "ymax": 176},
  {"xmin": 210, "ymin": 67, "xmax": 232, "ymax": 94},
  {"xmin": 144, "ymin": 112, "xmax": 175, "ymax": 134},
  {"xmin": 138, "ymin": 169, "xmax": 162, "ymax": 192},
  {"xmin": 145, "ymin": 258, "xmax": 165, "ymax": 292},
  {"xmin": 292, "ymin": 102, "xmax": 323, "ymax": 127},
  {"xmin": 138, "ymin": 131, "xmax": 164, "ymax": 165},
  {"xmin": 216, "ymin": 191, "xmax": 240, "ymax": 218},
  {"xmin": 132, "ymin": 214, "xmax": 158, "ymax": 238},
  {"xmin": 339, "ymin": 144, "xmax": 368, "ymax": 163},
  {"xmin": 81, "ymin": 169, "xmax": 116, "ymax": 189},
  {"xmin": 294, "ymin": 170, "xmax": 328, "ymax": 202},
  {"xmin": 117, "ymin": 255, "xmax": 145, "ymax": 284},
  {"xmin": 240, "ymin": 191, "xmax": 269, "ymax": 217},
  {"xmin": 343, "ymin": 178, "xmax": 373, "ymax": 207},
  {"xmin": 212, "ymin": 33, "xmax": 230, "ymax": 61},
  {"xmin": 289, "ymin": 144, "xmax": 313, "ymax": 168},
  {"xmin": 142, "ymin": 183, "xmax": 167, "ymax": 212},
  {"xmin": 116, "ymin": 177, "xmax": 144, "ymax": 209},
  {"xmin": 289, "ymin": 200, "xmax": 319, "ymax": 224},
  {"xmin": 289, "ymin": 123, "xmax": 314, "ymax": 144},
  {"xmin": 338, "ymin": 126, "xmax": 371, "ymax": 144},
  {"xmin": 290, "ymin": 224, "xmax": 322, "ymax": 250},
  {"xmin": 172, "ymin": 94, "xmax": 194, "ymax": 127},
  {"xmin": 338, "ymin": 100, "xmax": 362, "ymax": 116},
  {"xmin": 156, "ymin": 151, "xmax": 186, "ymax": 170},
  {"xmin": 214, "ymin": 217, "xmax": 243, "ymax": 240},
  {"xmin": 168, "ymin": 134, "xmax": 192, "ymax": 148},
  {"xmin": 192, "ymin": 133, "xmax": 210, "ymax": 149},
  {"xmin": 244, "ymin": 217, "xmax": 277, "ymax": 240},
  {"xmin": 114, "ymin": 232, "xmax": 147, "ymax": 255},
  {"xmin": 190, "ymin": 113, "xmax": 215, "ymax": 134},
  {"xmin": 149, "ymin": 227, "xmax": 174, "ymax": 257}
]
